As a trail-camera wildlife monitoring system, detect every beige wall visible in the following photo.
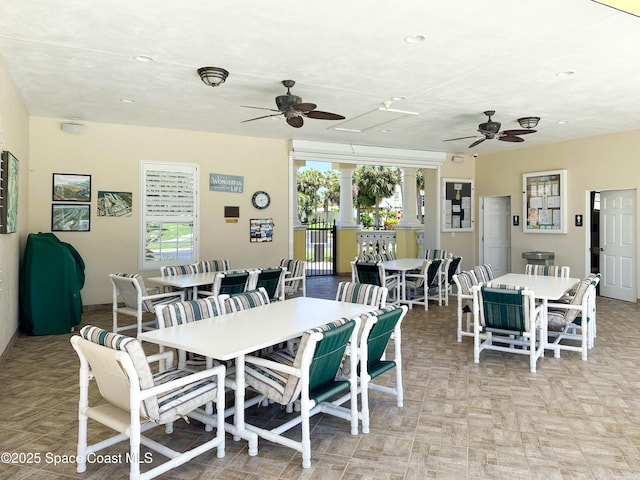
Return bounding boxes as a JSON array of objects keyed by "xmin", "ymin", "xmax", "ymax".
[
  {"xmin": 28, "ymin": 118, "xmax": 291, "ymax": 305},
  {"xmin": 475, "ymin": 130, "xmax": 640, "ymax": 294},
  {"xmin": 0, "ymin": 54, "xmax": 30, "ymax": 356}
]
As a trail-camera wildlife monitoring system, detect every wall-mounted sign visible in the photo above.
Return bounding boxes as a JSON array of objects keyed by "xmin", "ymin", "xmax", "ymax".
[{"xmin": 209, "ymin": 173, "xmax": 244, "ymax": 193}]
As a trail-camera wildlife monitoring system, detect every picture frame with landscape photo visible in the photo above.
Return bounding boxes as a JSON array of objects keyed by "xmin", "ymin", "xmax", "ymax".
[
  {"xmin": 51, "ymin": 203, "xmax": 91, "ymax": 232},
  {"xmin": 52, "ymin": 173, "xmax": 91, "ymax": 202},
  {"xmin": 0, "ymin": 150, "xmax": 19, "ymax": 234}
]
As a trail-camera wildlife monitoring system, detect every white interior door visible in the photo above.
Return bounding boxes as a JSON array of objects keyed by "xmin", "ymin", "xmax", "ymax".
[
  {"xmin": 481, "ymin": 196, "xmax": 511, "ymax": 277},
  {"xmin": 599, "ymin": 189, "xmax": 636, "ymax": 302}
]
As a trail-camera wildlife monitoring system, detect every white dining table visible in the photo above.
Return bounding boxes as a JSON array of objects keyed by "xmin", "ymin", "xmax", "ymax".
[
  {"xmin": 381, "ymin": 258, "xmax": 425, "ymax": 306},
  {"xmin": 147, "ymin": 272, "xmax": 219, "ymax": 299},
  {"xmin": 490, "ymin": 273, "xmax": 580, "ymax": 353},
  {"xmin": 138, "ymin": 297, "xmax": 371, "ymax": 455}
]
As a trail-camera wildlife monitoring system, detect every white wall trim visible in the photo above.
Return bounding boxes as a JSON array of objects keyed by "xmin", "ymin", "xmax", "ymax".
[{"xmin": 290, "ymin": 139, "xmax": 446, "ymax": 168}]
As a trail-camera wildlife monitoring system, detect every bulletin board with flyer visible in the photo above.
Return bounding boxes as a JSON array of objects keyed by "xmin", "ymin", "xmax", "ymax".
[{"xmin": 523, "ymin": 169, "xmax": 567, "ymax": 233}]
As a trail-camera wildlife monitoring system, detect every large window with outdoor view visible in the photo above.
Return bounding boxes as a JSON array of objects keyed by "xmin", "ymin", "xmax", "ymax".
[{"xmin": 140, "ymin": 161, "xmax": 199, "ymax": 270}]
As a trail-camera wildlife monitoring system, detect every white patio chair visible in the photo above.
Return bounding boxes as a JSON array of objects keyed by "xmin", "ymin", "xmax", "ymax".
[
  {"xmin": 70, "ymin": 325, "xmax": 225, "ymax": 480},
  {"xmin": 109, "ymin": 273, "xmax": 184, "ymax": 336},
  {"xmin": 243, "ymin": 316, "xmax": 360, "ymax": 468},
  {"xmin": 335, "ymin": 281, "xmax": 388, "ymax": 308},
  {"xmin": 279, "ymin": 258, "xmax": 307, "ymax": 297},
  {"xmin": 525, "ymin": 264, "xmax": 571, "ymax": 277},
  {"xmin": 250, "ymin": 266, "xmax": 287, "ymax": 302},
  {"xmin": 452, "ymin": 269, "xmax": 478, "ymax": 342},
  {"xmin": 546, "ymin": 278, "xmax": 596, "ymax": 360},
  {"xmin": 351, "ymin": 260, "xmax": 400, "ymax": 306},
  {"xmin": 472, "ymin": 283, "xmax": 544, "ymax": 373},
  {"xmin": 473, "ymin": 264, "xmax": 495, "ymax": 283},
  {"xmin": 345, "ymin": 305, "xmax": 407, "ymax": 433}
]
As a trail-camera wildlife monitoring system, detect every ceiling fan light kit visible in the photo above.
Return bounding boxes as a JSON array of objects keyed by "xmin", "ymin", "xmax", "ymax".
[
  {"xmin": 241, "ymin": 79, "xmax": 345, "ymax": 128},
  {"xmin": 197, "ymin": 67, "xmax": 229, "ymax": 87},
  {"xmin": 443, "ymin": 110, "xmax": 539, "ymax": 149},
  {"xmin": 518, "ymin": 116, "xmax": 540, "ymax": 129}
]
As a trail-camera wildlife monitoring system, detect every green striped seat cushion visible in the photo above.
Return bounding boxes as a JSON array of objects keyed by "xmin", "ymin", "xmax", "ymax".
[
  {"xmin": 336, "ymin": 281, "xmax": 382, "ymax": 307},
  {"xmin": 198, "ymin": 259, "xmax": 230, "ymax": 273},
  {"xmin": 158, "ymin": 297, "xmax": 222, "ymax": 327},
  {"xmin": 548, "ymin": 279, "xmax": 590, "ymax": 326},
  {"xmin": 473, "ymin": 264, "xmax": 495, "ymax": 283},
  {"xmin": 222, "ymin": 289, "xmax": 270, "ymax": 313},
  {"xmin": 163, "ymin": 264, "xmax": 194, "ymax": 276},
  {"xmin": 244, "ymin": 317, "xmax": 354, "ymax": 406}
]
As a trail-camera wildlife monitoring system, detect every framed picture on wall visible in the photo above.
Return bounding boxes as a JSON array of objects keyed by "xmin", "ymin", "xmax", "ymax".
[
  {"xmin": 250, "ymin": 218, "xmax": 273, "ymax": 242},
  {"xmin": 51, "ymin": 203, "xmax": 91, "ymax": 231},
  {"xmin": 522, "ymin": 169, "xmax": 567, "ymax": 233},
  {"xmin": 0, "ymin": 151, "xmax": 19, "ymax": 234},
  {"xmin": 52, "ymin": 173, "xmax": 91, "ymax": 202},
  {"xmin": 441, "ymin": 178, "xmax": 473, "ymax": 232}
]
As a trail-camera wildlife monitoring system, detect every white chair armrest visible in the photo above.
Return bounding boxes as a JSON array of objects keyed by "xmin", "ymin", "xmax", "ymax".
[
  {"xmin": 142, "ymin": 290, "xmax": 185, "ymax": 302},
  {"xmin": 244, "ymin": 354, "xmax": 301, "ymax": 378},
  {"xmin": 546, "ymin": 302, "xmax": 583, "ymax": 311},
  {"xmin": 146, "ymin": 350, "xmax": 174, "ymax": 371}
]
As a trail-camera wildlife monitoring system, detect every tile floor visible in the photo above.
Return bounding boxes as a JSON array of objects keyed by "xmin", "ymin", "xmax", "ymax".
[{"xmin": 1, "ymin": 275, "xmax": 640, "ymax": 479}]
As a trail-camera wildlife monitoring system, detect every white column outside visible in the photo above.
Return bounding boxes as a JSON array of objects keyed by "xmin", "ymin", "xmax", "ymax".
[
  {"xmin": 292, "ymin": 162, "xmax": 303, "ymax": 229},
  {"xmin": 337, "ymin": 165, "xmax": 358, "ymax": 228},
  {"xmin": 397, "ymin": 167, "xmax": 421, "ymax": 228}
]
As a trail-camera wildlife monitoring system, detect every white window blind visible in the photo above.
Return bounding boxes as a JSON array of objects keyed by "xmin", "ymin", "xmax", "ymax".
[{"xmin": 140, "ymin": 161, "xmax": 198, "ymax": 270}]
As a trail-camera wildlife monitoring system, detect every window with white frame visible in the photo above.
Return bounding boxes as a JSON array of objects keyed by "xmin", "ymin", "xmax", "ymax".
[{"xmin": 140, "ymin": 161, "xmax": 199, "ymax": 270}]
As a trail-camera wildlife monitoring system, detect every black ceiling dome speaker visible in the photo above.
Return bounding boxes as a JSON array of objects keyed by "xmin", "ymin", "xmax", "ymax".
[
  {"xmin": 241, "ymin": 80, "xmax": 345, "ymax": 128},
  {"xmin": 444, "ymin": 110, "xmax": 538, "ymax": 148}
]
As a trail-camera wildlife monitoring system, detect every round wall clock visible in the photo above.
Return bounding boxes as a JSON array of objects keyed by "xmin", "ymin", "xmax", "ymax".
[{"xmin": 251, "ymin": 190, "xmax": 271, "ymax": 209}]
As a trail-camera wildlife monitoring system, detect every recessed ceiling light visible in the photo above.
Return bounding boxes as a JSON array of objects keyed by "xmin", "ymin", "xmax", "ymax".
[
  {"xmin": 120, "ymin": 98, "xmax": 136, "ymax": 103},
  {"xmin": 134, "ymin": 55, "xmax": 154, "ymax": 63},
  {"xmin": 391, "ymin": 96, "xmax": 406, "ymax": 101},
  {"xmin": 555, "ymin": 71, "xmax": 575, "ymax": 77},
  {"xmin": 404, "ymin": 34, "xmax": 426, "ymax": 44},
  {"xmin": 557, "ymin": 120, "xmax": 570, "ymax": 124},
  {"xmin": 335, "ymin": 127, "xmax": 362, "ymax": 133},
  {"xmin": 380, "ymin": 129, "xmax": 391, "ymax": 133}
]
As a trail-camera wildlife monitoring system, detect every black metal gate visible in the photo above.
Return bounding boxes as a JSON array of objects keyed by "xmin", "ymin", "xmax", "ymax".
[{"xmin": 305, "ymin": 220, "xmax": 336, "ymax": 276}]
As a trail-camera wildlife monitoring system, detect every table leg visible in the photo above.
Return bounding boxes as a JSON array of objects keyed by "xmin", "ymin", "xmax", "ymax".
[
  {"xmin": 540, "ymin": 299, "xmax": 548, "ymax": 357},
  {"xmin": 231, "ymin": 354, "xmax": 258, "ymax": 455},
  {"xmin": 401, "ymin": 271, "xmax": 409, "ymax": 307}
]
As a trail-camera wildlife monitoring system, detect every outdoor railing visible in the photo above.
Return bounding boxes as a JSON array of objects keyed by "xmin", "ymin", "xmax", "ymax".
[{"xmin": 357, "ymin": 230, "xmax": 397, "ymax": 258}]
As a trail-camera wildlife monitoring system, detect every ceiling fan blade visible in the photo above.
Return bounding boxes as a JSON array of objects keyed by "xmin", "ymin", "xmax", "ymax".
[
  {"xmin": 305, "ymin": 110, "xmax": 346, "ymax": 120},
  {"xmin": 292, "ymin": 103, "xmax": 317, "ymax": 113},
  {"xmin": 499, "ymin": 135, "xmax": 525, "ymax": 143},
  {"xmin": 287, "ymin": 116, "xmax": 304, "ymax": 128},
  {"xmin": 241, "ymin": 113, "xmax": 283, "ymax": 123},
  {"xmin": 443, "ymin": 135, "xmax": 479, "ymax": 142},
  {"xmin": 502, "ymin": 129, "xmax": 536, "ymax": 136},
  {"xmin": 240, "ymin": 105, "xmax": 282, "ymax": 113},
  {"xmin": 468, "ymin": 138, "xmax": 486, "ymax": 148}
]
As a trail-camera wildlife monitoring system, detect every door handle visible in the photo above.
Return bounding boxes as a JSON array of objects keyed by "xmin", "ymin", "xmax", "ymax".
[{"xmin": 600, "ymin": 248, "xmax": 604, "ymax": 252}]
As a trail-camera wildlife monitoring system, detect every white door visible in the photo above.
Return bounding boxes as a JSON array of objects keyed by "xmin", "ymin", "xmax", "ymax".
[
  {"xmin": 481, "ymin": 196, "xmax": 511, "ymax": 277},
  {"xmin": 599, "ymin": 189, "xmax": 636, "ymax": 302}
]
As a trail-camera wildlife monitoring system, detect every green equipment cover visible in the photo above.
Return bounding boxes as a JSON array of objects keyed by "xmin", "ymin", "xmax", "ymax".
[{"xmin": 19, "ymin": 233, "xmax": 85, "ymax": 335}]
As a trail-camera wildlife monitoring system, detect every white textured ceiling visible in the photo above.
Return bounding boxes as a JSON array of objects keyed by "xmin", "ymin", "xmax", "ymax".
[{"xmin": 1, "ymin": 0, "xmax": 640, "ymax": 154}]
